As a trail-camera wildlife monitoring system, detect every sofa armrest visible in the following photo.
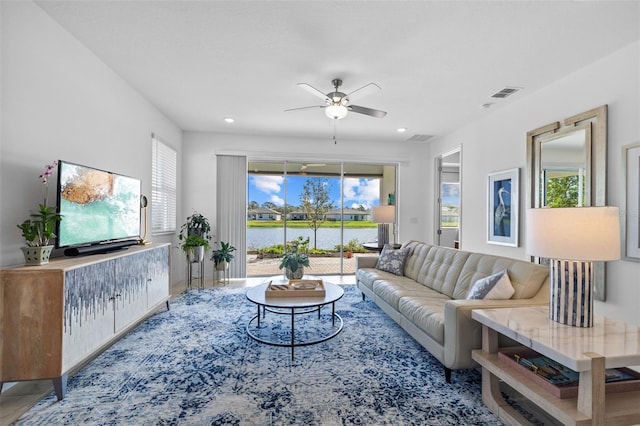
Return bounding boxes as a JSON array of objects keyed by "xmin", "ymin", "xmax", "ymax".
[
  {"xmin": 443, "ymin": 298, "xmax": 548, "ymax": 370},
  {"xmin": 356, "ymin": 256, "xmax": 378, "ymax": 269}
]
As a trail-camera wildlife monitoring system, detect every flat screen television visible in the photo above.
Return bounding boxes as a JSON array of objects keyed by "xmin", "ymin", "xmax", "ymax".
[{"xmin": 56, "ymin": 160, "xmax": 141, "ymax": 255}]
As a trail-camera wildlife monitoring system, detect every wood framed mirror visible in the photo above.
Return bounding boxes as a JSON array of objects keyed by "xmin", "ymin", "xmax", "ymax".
[
  {"xmin": 535, "ymin": 124, "xmax": 592, "ymax": 208},
  {"xmin": 526, "ymin": 105, "xmax": 608, "ymax": 300}
]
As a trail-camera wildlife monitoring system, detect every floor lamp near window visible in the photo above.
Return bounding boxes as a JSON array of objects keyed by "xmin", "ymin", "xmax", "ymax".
[
  {"xmin": 372, "ymin": 205, "xmax": 395, "ymax": 248},
  {"xmin": 526, "ymin": 207, "xmax": 620, "ymax": 327}
]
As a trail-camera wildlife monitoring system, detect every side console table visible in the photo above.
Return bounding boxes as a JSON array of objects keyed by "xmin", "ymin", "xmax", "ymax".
[
  {"xmin": 472, "ymin": 306, "xmax": 640, "ymax": 425},
  {"xmin": 0, "ymin": 243, "xmax": 171, "ymax": 400}
]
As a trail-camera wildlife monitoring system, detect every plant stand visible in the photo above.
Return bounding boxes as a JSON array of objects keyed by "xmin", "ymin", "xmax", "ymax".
[
  {"xmin": 187, "ymin": 257, "xmax": 204, "ymax": 290},
  {"xmin": 214, "ymin": 262, "xmax": 229, "ymax": 286}
]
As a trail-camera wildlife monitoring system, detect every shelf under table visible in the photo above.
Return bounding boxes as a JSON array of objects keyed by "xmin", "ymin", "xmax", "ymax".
[{"xmin": 471, "ymin": 306, "xmax": 640, "ymax": 426}]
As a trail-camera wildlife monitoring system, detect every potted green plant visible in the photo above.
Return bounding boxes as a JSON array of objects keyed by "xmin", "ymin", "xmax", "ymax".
[
  {"xmin": 178, "ymin": 212, "xmax": 212, "ymax": 241},
  {"xmin": 279, "ymin": 236, "xmax": 310, "ymax": 280},
  {"xmin": 17, "ymin": 161, "xmax": 63, "ymax": 265},
  {"xmin": 181, "ymin": 234, "xmax": 211, "ymax": 263},
  {"xmin": 211, "ymin": 241, "xmax": 236, "ymax": 271},
  {"xmin": 178, "ymin": 212, "xmax": 212, "ymax": 262}
]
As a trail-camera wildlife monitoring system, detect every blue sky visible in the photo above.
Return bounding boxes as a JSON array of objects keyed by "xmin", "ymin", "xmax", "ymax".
[
  {"xmin": 249, "ymin": 175, "xmax": 382, "ymax": 210},
  {"xmin": 441, "ymin": 182, "xmax": 460, "ymax": 205}
]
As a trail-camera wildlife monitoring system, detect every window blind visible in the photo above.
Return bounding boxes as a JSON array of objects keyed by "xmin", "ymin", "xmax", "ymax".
[
  {"xmin": 151, "ymin": 136, "xmax": 177, "ymax": 234},
  {"xmin": 216, "ymin": 155, "xmax": 247, "ymax": 278}
]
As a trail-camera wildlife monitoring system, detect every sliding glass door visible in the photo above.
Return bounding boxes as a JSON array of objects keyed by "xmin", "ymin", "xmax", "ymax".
[{"xmin": 247, "ymin": 160, "xmax": 396, "ymax": 277}]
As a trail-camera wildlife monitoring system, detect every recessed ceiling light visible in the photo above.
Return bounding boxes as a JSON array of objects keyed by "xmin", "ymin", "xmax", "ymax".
[
  {"xmin": 397, "ymin": 128, "xmax": 407, "ymax": 133},
  {"xmin": 224, "ymin": 117, "xmax": 235, "ymax": 123}
]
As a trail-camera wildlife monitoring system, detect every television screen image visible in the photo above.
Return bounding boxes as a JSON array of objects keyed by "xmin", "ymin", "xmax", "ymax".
[{"xmin": 57, "ymin": 161, "xmax": 141, "ymax": 249}]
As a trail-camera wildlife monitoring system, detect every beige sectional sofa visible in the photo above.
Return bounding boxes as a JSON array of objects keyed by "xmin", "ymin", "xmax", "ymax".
[{"xmin": 356, "ymin": 241, "xmax": 550, "ymax": 382}]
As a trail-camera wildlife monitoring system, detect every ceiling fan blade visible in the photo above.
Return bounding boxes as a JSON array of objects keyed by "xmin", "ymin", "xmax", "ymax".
[
  {"xmin": 284, "ymin": 105, "xmax": 325, "ymax": 112},
  {"xmin": 297, "ymin": 83, "xmax": 331, "ymax": 102},
  {"xmin": 348, "ymin": 105, "xmax": 387, "ymax": 118},
  {"xmin": 346, "ymin": 83, "xmax": 381, "ymax": 100}
]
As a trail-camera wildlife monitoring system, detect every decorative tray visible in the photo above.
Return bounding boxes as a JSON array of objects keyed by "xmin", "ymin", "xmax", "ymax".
[
  {"xmin": 498, "ymin": 346, "xmax": 640, "ymax": 399},
  {"xmin": 265, "ymin": 279, "xmax": 326, "ymax": 298}
]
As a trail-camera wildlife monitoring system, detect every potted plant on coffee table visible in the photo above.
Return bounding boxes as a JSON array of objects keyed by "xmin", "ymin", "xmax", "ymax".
[
  {"xmin": 279, "ymin": 236, "xmax": 310, "ymax": 280},
  {"xmin": 211, "ymin": 241, "xmax": 236, "ymax": 271}
]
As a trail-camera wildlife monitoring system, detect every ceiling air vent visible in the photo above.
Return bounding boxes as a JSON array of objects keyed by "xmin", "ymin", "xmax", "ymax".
[
  {"xmin": 490, "ymin": 86, "xmax": 522, "ymax": 99},
  {"xmin": 406, "ymin": 134, "xmax": 434, "ymax": 143}
]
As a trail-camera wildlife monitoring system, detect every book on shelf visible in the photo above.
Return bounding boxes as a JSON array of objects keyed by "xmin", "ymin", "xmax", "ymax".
[{"xmin": 512, "ymin": 352, "xmax": 636, "ymax": 386}]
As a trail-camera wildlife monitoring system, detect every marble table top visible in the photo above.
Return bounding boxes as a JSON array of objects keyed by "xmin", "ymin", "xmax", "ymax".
[{"xmin": 473, "ymin": 306, "xmax": 640, "ymax": 371}]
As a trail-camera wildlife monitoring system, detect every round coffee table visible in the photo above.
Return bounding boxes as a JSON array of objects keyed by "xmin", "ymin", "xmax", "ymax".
[{"xmin": 245, "ymin": 278, "xmax": 344, "ymax": 360}]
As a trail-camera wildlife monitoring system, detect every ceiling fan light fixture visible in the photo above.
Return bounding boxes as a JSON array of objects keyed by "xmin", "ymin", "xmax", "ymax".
[{"xmin": 325, "ymin": 104, "xmax": 348, "ymax": 120}]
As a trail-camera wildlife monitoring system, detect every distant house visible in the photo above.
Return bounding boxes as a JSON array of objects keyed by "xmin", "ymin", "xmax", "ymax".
[
  {"xmin": 288, "ymin": 211, "xmax": 308, "ymax": 220},
  {"xmin": 247, "ymin": 207, "xmax": 281, "ymax": 221},
  {"xmin": 325, "ymin": 208, "xmax": 370, "ymax": 221},
  {"xmin": 287, "ymin": 208, "xmax": 371, "ymax": 221}
]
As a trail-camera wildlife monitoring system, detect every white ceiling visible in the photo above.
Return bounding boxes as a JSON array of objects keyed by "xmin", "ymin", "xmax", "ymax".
[{"xmin": 35, "ymin": 1, "xmax": 639, "ymax": 143}]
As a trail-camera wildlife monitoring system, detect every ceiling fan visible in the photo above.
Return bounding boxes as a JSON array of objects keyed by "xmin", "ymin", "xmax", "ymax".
[
  {"xmin": 299, "ymin": 163, "xmax": 327, "ymax": 174},
  {"xmin": 300, "ymin": 163, "xmax": 326, "ymax": 170},
  {"xmin": 286, "ymin": 79, "xmax": 387, "ymax": 120}
]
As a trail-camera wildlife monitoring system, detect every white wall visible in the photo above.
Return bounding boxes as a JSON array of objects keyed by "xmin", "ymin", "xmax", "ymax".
[
  {"xmin": 428, "ymin": 41, "xmax": 640, "ymax": 325},
  {"xmin": 180, "ymin": 131, "xmax": 431, "ymax": 274},
  {"xmin": 0, "ymin": 2, "xmax": 183, "ymax": 281},
  {"xmin": 3, "ymin": 2, "xmax": 637, "ymax": 326}
]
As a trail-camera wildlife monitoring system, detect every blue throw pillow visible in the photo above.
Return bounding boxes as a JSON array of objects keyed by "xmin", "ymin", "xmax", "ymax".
[{"xmin": 375, "ymin": 244, "xmax": 409, "ymax": 276}]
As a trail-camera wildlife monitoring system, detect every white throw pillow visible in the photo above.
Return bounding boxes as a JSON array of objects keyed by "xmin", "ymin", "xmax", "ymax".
[{"xmin": 466, "ymin": 270, "xmax": 514, "ymax": 300}]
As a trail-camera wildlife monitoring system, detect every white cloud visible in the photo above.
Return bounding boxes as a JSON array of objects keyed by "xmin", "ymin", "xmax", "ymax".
[
  {"xmin": 343, "ymin": 178, "xmax": 380, "ymax": 210},
  {"xmin": 442, "ymin": 183, "xmax": 460, "ymax": 198},
  {"xmin": 360, "ymin": 179, "xmax": 381, "ymax": 201},
  {"xmin": 270, "ymin": 195, "xmax": 284, "ymax": 206},
  {"xmin": 343, "ymin": 178, "xmax": 359, "ymax": 199},
  {"xmin": 252, "ymin": 175, "xmax": 284, "ymax": 194}
]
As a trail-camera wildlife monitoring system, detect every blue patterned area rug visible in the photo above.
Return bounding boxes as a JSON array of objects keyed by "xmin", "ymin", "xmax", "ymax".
[{"xmin": 16, "ymin": 285, "xmax": 505, "ymax": 425}]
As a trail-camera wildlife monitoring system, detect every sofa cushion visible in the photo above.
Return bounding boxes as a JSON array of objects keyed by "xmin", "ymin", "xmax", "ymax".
[
  {"xmin": 398, "ymin": 296, "xmax": 448, "ymax": 345},
  {"xmin": 452, "ymin": 252, "xmax": 549, "ymax": 300},
  {"xmin": 373, "ymin": 278, "xmax": 449, "ymax": 310},
  {"xmin": 356, "ymin": 267, "xmax": 393, "ymax": 292},
  {"xmin": 375, "ymin": 244, "xmax": 409, "ymax": 275},
  {"xmin": 402, "ymin": 242, "xmax": 432, "ymax": 282},
  {"xmin": 413, "ymin": 246, "xmax": 470, "ymax": 298},
  {"xmin": 466, "ymin": 270, "xmax": 514, "ymax": 300}
]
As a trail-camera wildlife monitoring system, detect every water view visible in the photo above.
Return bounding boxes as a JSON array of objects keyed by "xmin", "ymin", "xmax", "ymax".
[{"xmin": 247, "ymin": 227, "xmax": 378, "ymax": 250}]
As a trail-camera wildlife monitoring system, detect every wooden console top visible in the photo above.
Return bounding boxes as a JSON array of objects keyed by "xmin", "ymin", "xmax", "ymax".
[{"xmin": 3, "ymin": 242, "xmax": 170, "ymax": 272}]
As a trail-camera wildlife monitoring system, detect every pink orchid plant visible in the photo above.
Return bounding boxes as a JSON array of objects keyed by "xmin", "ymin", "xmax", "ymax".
[{"xmin": 17, "ymin": 161, "xmax": 63, "ymax": 247}]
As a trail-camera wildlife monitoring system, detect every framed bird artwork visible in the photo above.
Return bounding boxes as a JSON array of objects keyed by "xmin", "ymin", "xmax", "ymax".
[{"xmin": 488, "ymin": 168, "xmax": 519, "ymax": 246}]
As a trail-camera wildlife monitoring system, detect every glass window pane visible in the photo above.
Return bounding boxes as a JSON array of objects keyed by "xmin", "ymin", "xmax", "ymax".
[
  {"xmin": 247, "ymin": 160, "xmax": 395, "ymax": 277},
  {"xmin": 151, "ymin": 136, "xmax": 177, "ymax": 234}
]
